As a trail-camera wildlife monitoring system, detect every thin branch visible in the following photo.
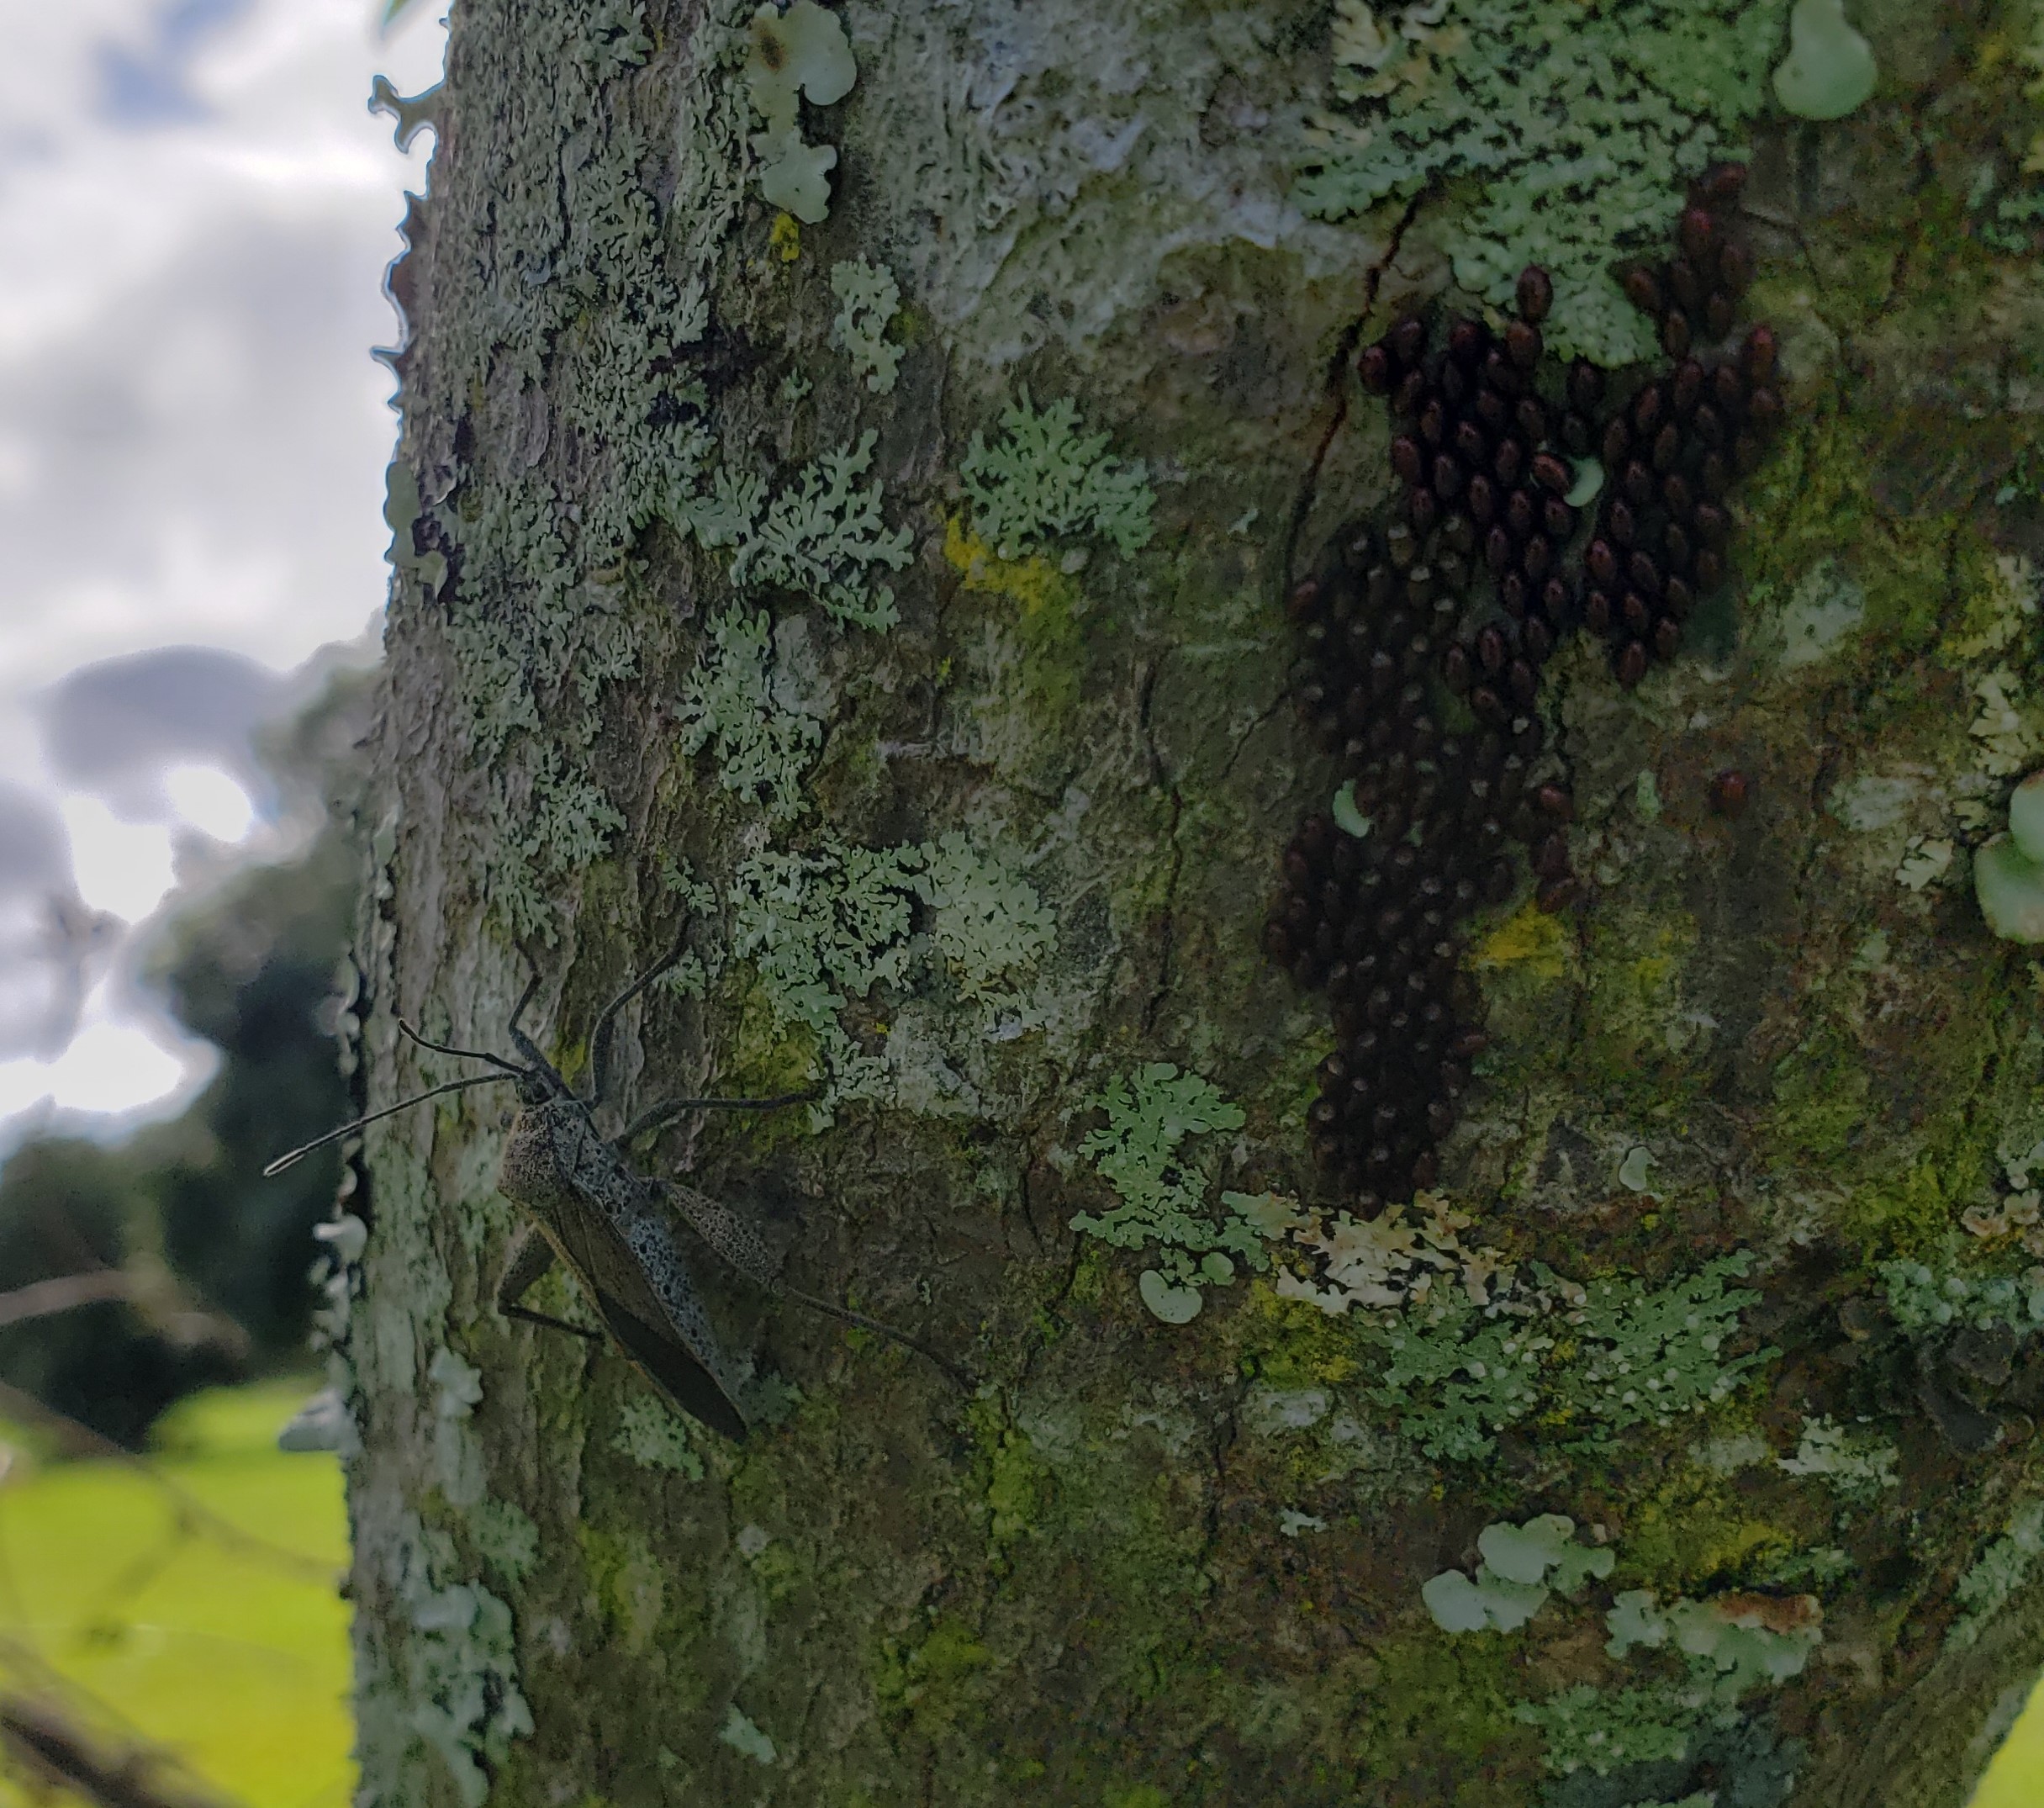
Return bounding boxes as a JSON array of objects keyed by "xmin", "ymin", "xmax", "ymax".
[
  {"xmin": 0, "ymin": 1272, "xmax": 133, "ymax": 1331},
  {"xmin": 0, "ymin": 1694, "xmax": 230, "ymax": 1808},
  {"xmin": 0, "ymin": 1380, "xmax": 333, "ymax": 1584}
]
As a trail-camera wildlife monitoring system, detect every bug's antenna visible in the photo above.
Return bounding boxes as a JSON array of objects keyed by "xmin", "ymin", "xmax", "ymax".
[
  {"xmin": 618, "ymin": 1087, "xmax": 820, "ymax": 1145},
  {"xmin": 262, "ymin": 1073, "xmax": 513, "ymax": 1176},
  {"xmin": 395, "ymin": 1017, "xmax": 525, "ymax": 1077},
  {"xmin": 589, "ymin": 920, "xmax": 692, "ymax": 1108},
  {"xmin": 780, "ymin": 1285, "xmax": 974, "ymax": 1393}
]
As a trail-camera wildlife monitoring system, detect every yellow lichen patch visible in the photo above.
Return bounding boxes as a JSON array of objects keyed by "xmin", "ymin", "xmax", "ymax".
[
  {"xmin": 942, "ymin": 512, "xmax": 1087, "ymax": 723},
  {"xmin": 943, "ymin": 512, "xmax": 1070, "ymax": 620},
  {"xmin": 1471, "ymin": 899, "xmax": 1572, "ymax": 979},
  {"xmin": 769, "ymin": 210, "xmax": 802, "ymax": 262}
]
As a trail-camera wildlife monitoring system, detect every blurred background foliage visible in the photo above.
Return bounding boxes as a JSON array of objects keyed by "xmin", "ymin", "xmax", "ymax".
[{"xmin": 0, "ymin": 665, "xmax": 372, "ymax": 1446}]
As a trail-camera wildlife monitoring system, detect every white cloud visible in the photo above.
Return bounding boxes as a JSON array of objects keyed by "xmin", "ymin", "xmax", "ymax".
[
  {"xmin": 58, "ymin": 796, "xmax": 178, "ymax": 922},
  {"xmin": 164, "ymin": 763, "xmax": 256, "ymax": 843},
  {"xmin": 0, "ymin": 0, "xmax": 443, "ymax": 1137},
  {"xmin": 0, "ymin": 979, "xmax": 214, "ymax": 1125}
]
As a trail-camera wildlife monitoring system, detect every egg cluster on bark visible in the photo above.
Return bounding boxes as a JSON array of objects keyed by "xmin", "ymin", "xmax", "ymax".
[{"xmin": 1267, "ymin": 166, "xmax": 1776, "ymax": 1213}]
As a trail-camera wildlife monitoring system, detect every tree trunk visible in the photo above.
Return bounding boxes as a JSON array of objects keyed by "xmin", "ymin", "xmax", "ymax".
[{"xmin": 335, "ymin": 2, "xmax": 2044, "ymax": 1803}]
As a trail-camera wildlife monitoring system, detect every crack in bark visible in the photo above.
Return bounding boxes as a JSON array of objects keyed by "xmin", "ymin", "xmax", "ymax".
[
  {"xmin": 1279, "ymin": 188, "xmax": 1429, "ymax": 599},
  {"xmin": 1135, "ymin": 658, "xmax": 1186, "ymax": 1038}
]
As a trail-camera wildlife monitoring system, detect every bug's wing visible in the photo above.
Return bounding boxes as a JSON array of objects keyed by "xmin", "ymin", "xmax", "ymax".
[
  {"xmin": 656, "ymin": 1179, "xmax": 779, "ymax": 1286},
  {"xmin": 544, "ymin": 1192, "xmax": 751, "ymax": 1443}
]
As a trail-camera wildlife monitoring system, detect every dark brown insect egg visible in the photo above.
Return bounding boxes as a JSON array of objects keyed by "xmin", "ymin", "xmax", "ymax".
[
  {"xmin": 1389, "ymin": 315, "xmax": 1428, "ymax": 365},
  {"xmin": 1700, "ymin": 161, "xmax": 1747, "ymax": 204},
  {"xmin": 1652, "ymin": 615, "xmax": 1682, "ymax": 661},
  {"xmin": 1615, "ymin": 639, "xmax": 1649, "ymax": 687},
  {"xmin": 1622, "ymin": 266, "xmax": 1665, "ymax": 315},
  {"xmin": 1661, "ymin": 309, "xmax": 1692, "ymax": 358},
  {"xmin": 1602, "ymin": 417, "xmax": 1632, "ymax": 468},
  {"xmin": 1678, "ymin": 206, "xmax": 1715, "ymax": 261},
  {"xmin": 1704, "ymin": 291, "xmax": 1735, "ymax": 340},
  {"xmin": 1448, "ymin": 318, "xmax": 1487, "ymax": 364},
  {"xmin": 1742, "ymin": 324, "xmax": 1778, "ymax": 383},
  {"xmin": 1467, "ymin": 473, "xmax": 1497, "ymax": 524},
  {"xmin": 1709, "ymin": 769, "xmax": 1751, "ymax": 817},
  {"xmin": 1516, "ymin": 264, "xmax": 1555, "ymax": 323},
  {"xmin": 1506, "ymin": 319, "xmax": 1543, "ymax": 369},
  {"xmin": 1455, "ymin": 419, "xmax": 1487, "ymax": 463},
  {"xmin": 1359, "ymin": 343, "xmax": 1394, "ymax": 393},
  {"xmin": 1669, "ymin": 257, "xmax": 1703, "ymax": 313},
  {"xmin": 1418, "ymin": 397, "xmax": 1448, "ymax": 445},
  {"xmin": 1391, "ymin": 436, "xmax": 1424, "ymax": 484}
]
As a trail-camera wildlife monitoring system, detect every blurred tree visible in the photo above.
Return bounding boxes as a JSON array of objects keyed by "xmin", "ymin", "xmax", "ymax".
[{"xmin": 0, "ymin": 658, "xmax": 374, "ymax": 1443}]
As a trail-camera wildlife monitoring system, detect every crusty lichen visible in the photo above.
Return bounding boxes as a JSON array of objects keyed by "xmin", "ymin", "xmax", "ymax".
[
  {"xmin": 959, "ymin": 392, "xmax": 1155, "ymax": 562},
  {"xmin": 829, "ymin": 258, "xmax": 904, "ymax": 394},
  {"xmin": 1300, "ymin": 0, "xmax": 1794, "ymax": 362}
]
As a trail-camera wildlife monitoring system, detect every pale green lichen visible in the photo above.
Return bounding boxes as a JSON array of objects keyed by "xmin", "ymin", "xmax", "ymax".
[
  {"xmin": 959, "ymin": 392, "xmax": 1156, "ymax": 561},
  {"xmin": 383, "ymin": 1517, "xmax": 534, "ymax": 1808},
  {"xmin": 1776, "ymin": 1414, "xmax": 1900, "ymax": 1509},
  {"xmin": 1949, "ymin": 1500, "xmax": 2044, "ymax": 1650},
  {"xmin": 675, "ymin": 610, "xmax": 827, "ymax": 820},
  {"xmin": 614, "ymin": 1393, "xmax": 706, "ymax": 1479},
  {"xmin": 1605, "ymin": 1591, "xmax": 1822, "ymax": 1693},
  {"xmin": 745, "ymin": 0, "xmax": 856, "ymax": 223},
  {"xmin": 429, "ymin": 1345, "xmax": 486, "ymax": 1509},
  {"xmin": 730, "ymin": 838, "xmax": 921, "ymax": 1102},
  {"xmin": 469, "ymin": 1499, "xmax": 540, "ymax": 1586},
  {"xmin": 1353, "ymin": 1252, "xmax": 1773, "ymax": 1461},
  {"xmin": 726, "ymin": 832, "xmax": 1057, "ymax": 1107},
  {"xmin": 917, "ymin": 830, "xmax": 1057, "ymax": 1002},
  {"xmin": 1771, "ymin": 0, "xmax": 1877, "ymax": 121},
  {"xmin": 1518, "ymin": 1582, "xmax": 1820, "ymax": 1776},
  {"xmin": 1976, "ymin": 769, "xmax": 2044, "ymax": 943},
  {"xmin": 1074, "ymin": 1065, "xmax": 1279, "ymax": 1319},
  {"xmin": 1423, "ymin": 1514, "xmax": 1614, "ymax": 1633},
  {"xmin": 1881, "ymin": 1255, "xmax": 2044, "ymax": 1335},
  {"xmin": 830, "ymin": 258, "xmax": 904, "ymax": 394},
  {"xmin": 719, "ymin": 1703, "xmax": 779, "ymax": 1764},
  {"xmin": 1300, "ymin": 0, "xmax": 1794, "ymax": 364},
  {"xmin": 1515, "ymin": 1683, "xmax": 1698, "ymax": 1777},
  {"xmin": 1553, "ymin": 1254, "xmax": 1777, "ymax": 1442},
  {"xmin": 393, "ymin": 0, "xmax": 741, "ymax": 939},
  {"xmin": 682, "ymin": 430, "xmax": 913, "ymax": 631}
]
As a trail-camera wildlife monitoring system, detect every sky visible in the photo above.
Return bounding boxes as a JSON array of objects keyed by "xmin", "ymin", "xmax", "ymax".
[{"xmin": 0, "ymin": 0, "xmax": 445, "ymax": 1141}]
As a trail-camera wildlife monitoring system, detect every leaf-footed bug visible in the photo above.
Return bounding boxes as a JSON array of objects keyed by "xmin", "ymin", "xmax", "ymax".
[{"xmin": 266, "ymin": 928, "xmax": 969, "ymax": 1440}]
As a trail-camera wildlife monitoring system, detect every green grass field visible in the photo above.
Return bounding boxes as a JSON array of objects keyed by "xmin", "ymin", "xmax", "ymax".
[
  {"xmin": 0, "ymin": 1378, "xmax": 2038, "ymax": 1805},
  {"xmin": 0, "ymin": 1380, "xmax": 351, "ymax": 1807}
]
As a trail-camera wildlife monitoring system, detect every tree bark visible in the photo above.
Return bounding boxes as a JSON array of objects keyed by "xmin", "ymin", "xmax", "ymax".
[{"xmin": 336, "ymin": 2, "xmax": 2044, "ymax": 1804}]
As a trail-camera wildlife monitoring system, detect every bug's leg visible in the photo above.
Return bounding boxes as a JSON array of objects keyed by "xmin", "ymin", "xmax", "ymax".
[
  {"xmin": 504, "ymin": 952, "xmax": 572, "ymax": 1097},
  {"xmin": 496, "ymin": 1223, "xmax": 599, "ymax": 1343},
  {"xmin": 587, "ymin": 922, "xmax": 692, "ymax": 1108},
  {"xmin": 618, "ymin": 1088, "xmax": 818, "ymax": 1145},
  {"xmin": 654, "ymin": 1180, "xmax": 972, "ymax": 1391}
]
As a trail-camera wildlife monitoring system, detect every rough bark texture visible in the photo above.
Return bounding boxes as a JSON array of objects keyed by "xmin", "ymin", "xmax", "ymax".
[{"xmin": 335, "ymin": 2, "xmax": 2044, "ymax": 1804}]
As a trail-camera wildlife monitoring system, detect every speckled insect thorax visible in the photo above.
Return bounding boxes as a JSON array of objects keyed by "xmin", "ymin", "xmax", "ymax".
[{"xmin": 498, "ymin": 1096, "xmax": 626, "ymax": 1222}]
